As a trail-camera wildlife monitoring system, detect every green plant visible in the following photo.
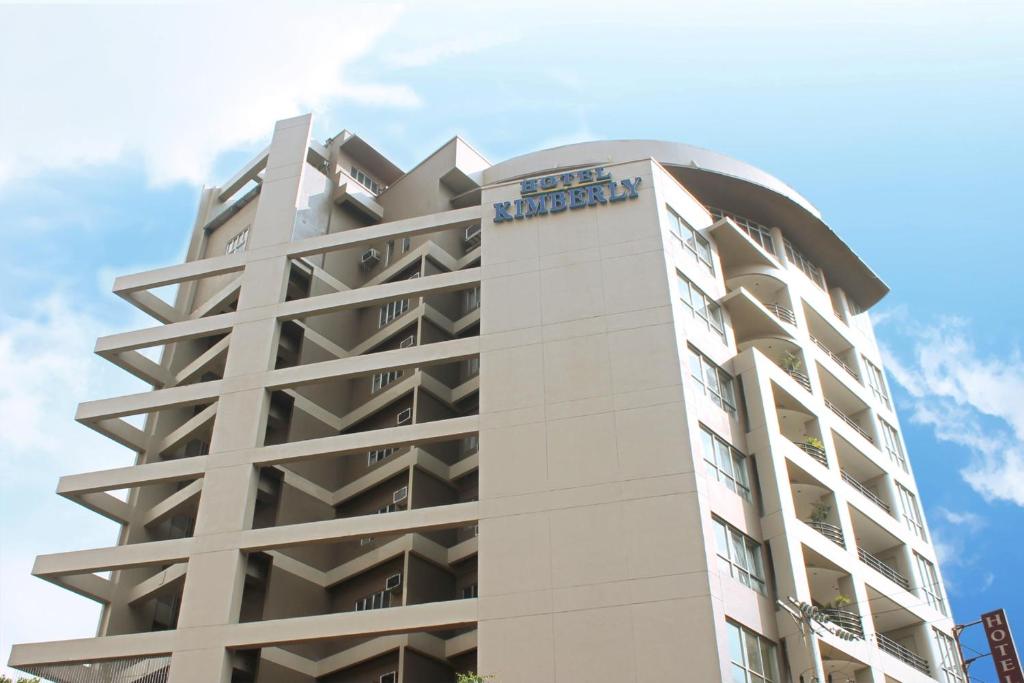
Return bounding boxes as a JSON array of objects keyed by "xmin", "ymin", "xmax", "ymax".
[
  {"xmin": 828, "ymin": 593, "xmax": 852, "ymax": 609},
  {"xmin": 809, "ymin": 502, "xmax": 832, "ymax": 523},
  {"xmin": 456, "ymin": 673, "xmax": 494, "ymax": 683},
  {"xmin": 781, "ymin": 351, "xmax": 803, "ymax": 373},
  {"xmin": 804, "ymin": 436, "xmax": 824, "ymax": 450},
  {"xmin": 0, "ymin": 676, "xmax": 41, "ymax": 683}
]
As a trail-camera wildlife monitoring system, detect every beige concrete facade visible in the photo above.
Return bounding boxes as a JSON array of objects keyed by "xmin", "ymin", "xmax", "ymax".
[{"xmin": 9, "ymin": 114, "xmax": 961, "ymax": 683}]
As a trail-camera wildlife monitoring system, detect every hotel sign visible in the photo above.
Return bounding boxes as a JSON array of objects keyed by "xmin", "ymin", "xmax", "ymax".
[
  {"xmin": 983, "ymin": 609, "xmax": 1024, "ymax": 683},
  {"xmin": 493, "ymin": 166, "xmax": 641, "ymax": 223}
]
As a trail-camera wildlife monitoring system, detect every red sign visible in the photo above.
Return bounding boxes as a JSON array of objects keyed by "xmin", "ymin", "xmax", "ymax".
[{"xmin": 983, "ymin": 609, "xmax": 1024, "ymax": 683}]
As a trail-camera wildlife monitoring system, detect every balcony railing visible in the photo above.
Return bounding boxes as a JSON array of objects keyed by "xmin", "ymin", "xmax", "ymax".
[
  {"xmin": 793, "ymin": 440, "xmax": 828, "ymax": 468},
  {"xmin": 811, "ymin": 336, "xmax": 860, "ymax": 382},
  {"xmin": 764, "ymin": 302, "xmax": 796, "ymax": 325},
  {"xmin": 786, "ymin": 368, "xmax": 812, "ymax": 392},
  {"xmin": 876, "ymin": 632, "xmax": 930, "ymax": 675},
  {"xmin": 806, "ymin": 520, "xmax": 845, "ymax": 548},
  {"xmin": 819, "ymin": 608, "xmax": 865, "ymax": 639},
  {"xmin": 841, "ymin": 470, "xmax": 891, "ymax": 513},
  {"xmin": 825, "ymin": 400, "xmax": 874, "ymax": 443},
  {"xmin": 857, "ymin": 547, "xmax": 910, "ymax": 590}
]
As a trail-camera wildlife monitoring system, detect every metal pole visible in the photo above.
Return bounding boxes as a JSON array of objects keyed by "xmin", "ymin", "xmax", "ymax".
[{"xmin": 953, "ymin": 620, "xmax": 983, "ymax": 680}]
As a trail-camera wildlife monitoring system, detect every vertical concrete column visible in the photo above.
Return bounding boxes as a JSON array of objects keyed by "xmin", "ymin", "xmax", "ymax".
[{"xmin": 168, "ymin": 114, "xmax": 313, "ymax": 683}]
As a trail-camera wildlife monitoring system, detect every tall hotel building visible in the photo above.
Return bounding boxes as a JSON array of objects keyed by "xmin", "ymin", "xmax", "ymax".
[{"xmin": 10, "ymin": 114, "xmax": 962, "ymax": 683}]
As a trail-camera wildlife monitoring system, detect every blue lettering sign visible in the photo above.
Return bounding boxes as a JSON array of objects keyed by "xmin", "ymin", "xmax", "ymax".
[{"xmin": 494, "ymin": 167, "xmax": 640, "ymax": 222}]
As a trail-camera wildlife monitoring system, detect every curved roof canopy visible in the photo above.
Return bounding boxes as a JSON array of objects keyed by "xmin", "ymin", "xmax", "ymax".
[{"xmin": 486, "ymin": 140, "xmax": 889, "ymax": 309}]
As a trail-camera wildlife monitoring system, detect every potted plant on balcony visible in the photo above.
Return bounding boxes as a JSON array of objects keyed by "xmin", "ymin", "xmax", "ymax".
[
  {"xmin": 781, "ymin": 351, "xmax": 803, "ymax": 374},
  {"xmin": 457, "ymin": 673, "xmax": 494, "ymax": 683},
  {"xmin": 809, "ymin": 502, "xmax": 832, "ymax": 524},
  {"xmin": 826, "ymin": 593, "xmax": 852, "ymax": 609},
  {"xmin": 804, "ymin": 436, "xmax": 824, "ymax": 451}
]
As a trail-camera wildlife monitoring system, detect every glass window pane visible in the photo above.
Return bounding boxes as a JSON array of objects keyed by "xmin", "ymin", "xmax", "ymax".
[
  {"xmin": 727, "ymin": 622, "xmax": 744, "ymax": 664},
  {"xmin": 705, "ymin": 364, "xmax": 721, "ymax": 394},
  {"xmin": 745, "ymin": 632, "xmax": 764, "ymax": 674},
  {"xmin": 761, "ymin": 641, "xmax": 779, "ymax": 682},
  {"xmin": 714, "ymin": 519, "xmax": 729, "ymax": 555},
  {"xmin": 732, "ymin": 453, "xmax": 749, "ymax": 489},
  {"xmin": 689, "ymin": 350, "xmax": 704, "ymax": 382},
  {"xmin": 709, "ymin": 303, "xmax": 725, "ymax": 336},
  {"xmin": 720, "ymin": 374, "xmax": 736, "ymax": 408},
  {"xmin": 716, "ymin": 441, "xmax": 734, "ymax": 477},
  {"xmin": 732, "ymin": 665, "xmax": 748, "ymax": 683}
]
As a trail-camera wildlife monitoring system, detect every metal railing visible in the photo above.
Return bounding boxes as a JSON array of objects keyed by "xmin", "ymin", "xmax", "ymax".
[
  {"xmin": 841, "ymin": 470, "xmax": 891, "ymax": 513},
  {"xmin": 794, "ymin": 440, "xmax": 828, "ymax": 467},
  {"xmin": 825, "ymin": 399, "xmax": 874, "ymax": 443},
  {"xmin": 806, "ymin": 520, "xmax": 845, "ymax": 548},
  {"xmin": 857, "ymin": 547, "xmax": 910, "ymax": 590},
  {"xmin": 764, "ymin": 302, "xmax": 797, "ymax": 325},
  {"xmin": 819, "ymin": 608, "xmax": 865, "ymax": 639},
  {"xmin": 786, "ymin": 368, "xmax": 812, "ymax": 392},
  {"xmin": 876, "ymin": 632, "xmax": 930, "ymax": 674},
  {"xmin": 811, "ymin": 336, "xmax": 861, "ymax": 382}
]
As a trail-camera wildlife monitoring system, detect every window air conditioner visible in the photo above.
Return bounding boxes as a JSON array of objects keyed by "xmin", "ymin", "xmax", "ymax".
[
  {"xmin": 385, "ymin": 573, "xmax": 402, "ymax": 590},
  {"xmin": 396, "ymin": 408, "xmax": 412, "ymax": 425},
  {"xmin": 393, "ymin": 487, "xmax": 408, "ymax": 503},
  {"xmin": 464, "ymin": 224, "xmax": 481, "ymax": 247},
  {"xmin": 399, "ymin": 335, "xmax": 416, "ymax": 348},
  {"xmin": 360, "ymin": 248, "xmax": 380, "ymax": 269}
]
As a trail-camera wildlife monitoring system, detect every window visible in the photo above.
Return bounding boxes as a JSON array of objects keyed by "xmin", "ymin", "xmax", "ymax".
[
  {"xmin": 783, "ymin": 238, "xmax": 826, "ymax": 290},
  {"xmin": 464, "ymin": 356, "xmax": 480, "ymax": 379},
  {"xmin": 726, "ymin": 621, "xmax": 781, "ymax": 683},
  {"xmin": 462, "ymin": 583, "xmax": 479, "ymax": 599},
  {"xmin": 863, "ymin": 356, "xmax": 891, "ymax": 409},
  {"xmin": 677, "ymin": 272, "xmax": 726, "ymax": 343},
  {"xmin": 463, "ymin": 286, "xmax": 481, "ymax": 314},
  {"xmin": 359, "ymin": 536, "xmax": 375, "ymax": 546},
  {"xmin": 350, "ymin": 165, "xmax": 381, "ymax": 194},
  {"xmin": 354, "ymin": 590, "xmax": 391, "ymax": 611},
  {"xmin": 372, "ymin": 369, "xmax": 403, "ymax": 393},
  {"xmin": 378, "ymin": 299, "xmax": 409, "ymax": 328},
  {"xmin": 713, "ymin": 517, "xmax": 766, "ymax": 594},
  {"xmin": 880, "ymin": 420, "xmax": 908, "ymax": 472},
  {"xmin": 368, "ymin": 447, "xmax": 396, "ymax": 466},
  {"xmin": 707, "ymin": 207, "xmax": 775, "ymax": 256},
  {"xmin": 385, "ymin": 239, "xmax": 395, "ymax": 265},
  {"xmin": 401, "ymin": 236, "xmax": 411, "ymax": 253},
  {"xmin": 934, "ymin": 628, "xmax": 965, "ymax": 683},
  {"xmin": 897, "ymin": 483, "xmax": 926, "ymax": 540},
  {"xmin": 700, "ymin": 425, "xmax": 751, "ymax": 501},
  {"xmin": 915, "ymin": 553, "xmax": 947, "ymax": 615},
  {"xmin": 224, "ymin": 227, "xmax": 249, "ymax": 255},
  {"xmin": 688, "ymin": 346, "xmax": 737, "ymax": 413},
  {"xmin": 463, "ymin": 434, "xmax": 479, "ymax": 455},
  {"xmin": 667, "ymin": 207, "xmax": 714, "ymax": 274}
]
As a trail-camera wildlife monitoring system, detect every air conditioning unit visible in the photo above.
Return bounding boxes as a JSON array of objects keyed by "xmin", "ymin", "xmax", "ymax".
[
  {"xmin": 380, "ymin": 673, "xmax": 397, "ymax": 683},
  {"xmin": 396, "ymin": 408, "xmax": 412, "ymax": 425},
  {"xmin": 360, "ymin": 248, "xmax": 380, "ymax": 269},
  {"xmin": 385, "ymin": 573, "xmax": 402, "ymax": 590},
  {"xmin": 393, "ymin": 486, "xmax": 408, "ymax": 504},
  {"xmin": 399, "ymin": 335, "xmax": 416, "ymax": 348},
  {"xmin": 464, "ymin": 224, "xmax": 481, "ymax": 247}
]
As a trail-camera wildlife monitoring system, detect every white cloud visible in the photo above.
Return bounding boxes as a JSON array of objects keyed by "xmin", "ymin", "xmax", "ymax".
[
  {"xmin": 880, "ymin": 317, "xmax": 1024, "ymax": 506},
  {"xmin": 935, "ymin": 507, "xmax": 986, "ymax": 531},
  {"xmin": 0, "ymin": 2, "xmax": 417, "ymax": 188},
  {"xmin": 385, "ymin": 33, "xmax": 516, "ymax": 69}
]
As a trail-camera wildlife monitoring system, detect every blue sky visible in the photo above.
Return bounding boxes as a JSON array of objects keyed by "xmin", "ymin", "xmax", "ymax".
[{"xmin": 1, "ymin": 0, "xmax": 1022, "ymax": 678}]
